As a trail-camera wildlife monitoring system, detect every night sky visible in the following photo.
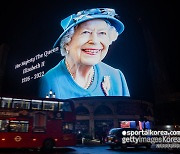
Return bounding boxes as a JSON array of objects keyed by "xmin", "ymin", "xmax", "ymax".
[{"xmin": 1, "ymin": 0, "xmax": 179, "ymax": 102}]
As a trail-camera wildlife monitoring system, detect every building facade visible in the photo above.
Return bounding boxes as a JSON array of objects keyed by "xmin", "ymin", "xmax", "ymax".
[{"xmin": 72, "ymin": 96, "xmax": 154, "ymax": 139}]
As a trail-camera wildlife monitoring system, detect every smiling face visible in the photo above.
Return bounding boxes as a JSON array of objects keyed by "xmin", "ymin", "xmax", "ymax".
[{"xmin": 66, "ymin": 19, "xmax": 112, "ymax": 66}]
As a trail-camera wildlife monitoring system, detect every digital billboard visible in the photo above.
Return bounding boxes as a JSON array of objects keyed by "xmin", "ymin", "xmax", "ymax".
[{"xmin": 2, "ymin": 0, "xmax": 177, "ymax": 101}]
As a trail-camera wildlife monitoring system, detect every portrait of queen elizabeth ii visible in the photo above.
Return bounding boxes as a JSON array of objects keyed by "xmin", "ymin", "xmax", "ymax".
[{"xmin": 38, "ymin": 8, "xmax": 130, "ymax": 99}]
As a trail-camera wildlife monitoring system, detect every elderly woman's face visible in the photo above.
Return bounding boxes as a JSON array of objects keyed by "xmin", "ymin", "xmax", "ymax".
[{"xmin": 66, "ymin": 19, "xmax": 111, "ymax": 66}]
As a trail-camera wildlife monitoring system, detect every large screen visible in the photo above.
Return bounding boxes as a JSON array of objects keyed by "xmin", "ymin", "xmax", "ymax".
[{"xmin": 1, "ymin": 1, "xmax": 177, "ymax": 102}]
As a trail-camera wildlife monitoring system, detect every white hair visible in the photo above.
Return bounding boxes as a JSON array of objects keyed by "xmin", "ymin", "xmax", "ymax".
[{"xmin": 59, "ymin": 21, "xmax": 119, "ymax": 56}]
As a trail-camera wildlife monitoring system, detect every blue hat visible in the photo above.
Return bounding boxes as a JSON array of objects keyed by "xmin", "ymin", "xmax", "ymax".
[{"xmin": 53, "ymin": 8, "xmax": 124, "ymax": 48}]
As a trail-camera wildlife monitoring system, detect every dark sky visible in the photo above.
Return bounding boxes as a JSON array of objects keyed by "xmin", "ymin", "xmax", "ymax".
[{"xmin": 1, "ymin": 0, "xmax": 179, "ymax": 102}]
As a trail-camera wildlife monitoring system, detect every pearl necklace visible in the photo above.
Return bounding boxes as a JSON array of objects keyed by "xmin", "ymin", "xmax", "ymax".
[{"xmin": 65, "ymin": 60, "xmax": 94, "ymax": 89}]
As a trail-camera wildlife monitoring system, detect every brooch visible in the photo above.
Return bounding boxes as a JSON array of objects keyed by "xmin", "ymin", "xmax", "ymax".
[{"xmin": 101, "ymin": 76, "xmax": 111, "ymax": 96}]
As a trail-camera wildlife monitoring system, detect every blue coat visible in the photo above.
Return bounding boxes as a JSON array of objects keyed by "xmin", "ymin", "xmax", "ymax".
[{"xmin": 39, "ymin": 59, "xmax": 130, "ymax": 99}]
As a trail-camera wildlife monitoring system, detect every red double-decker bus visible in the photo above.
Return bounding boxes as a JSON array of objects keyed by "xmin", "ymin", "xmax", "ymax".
[{"xmin": 0, "ymin": 97, "xmax": 76, "ymax": 150}]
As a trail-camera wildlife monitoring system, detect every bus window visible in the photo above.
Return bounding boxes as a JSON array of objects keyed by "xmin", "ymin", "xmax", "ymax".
[
  {"xmin": 22, "ymin": 99, "xmax": 31, "ymax": 109},
  {"xmin": 63, "ymin": 122, "xmax": 74, "ymax": 134},
  {"xmin": 31, "ymin": 100, "xmax": 42, "ymax": 110},
  {"xmin": 59, "ymin": 102, "xmax": 72, "ymax": 112},
  {"xmin": 12, "ymin": 98, "xmax": 22, "ymax": 109},
  {"xmin": 9, "ymin": 120, "xmax": 29, "ymax": 132},
  {"xmin": 12, "ymin": 99, "xmax": 30, "ymax": 109},
  {"xmin": 0, "ymin": 120, "xmax": 9, "ymax": 132},
  {"xmin": 43, "ymin": 100, "xmax": 58, "ymax": 111},
  {"xmin": 43, "ymin": 101, "xmax": 53, "ymax": 111},
  {"xmin": 0, "ymin": 97, "xmax": 12, "ymax": 108},
  {"xmin": 53, "ymin": 102, "xmax": 59, "ymax": 111}
]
